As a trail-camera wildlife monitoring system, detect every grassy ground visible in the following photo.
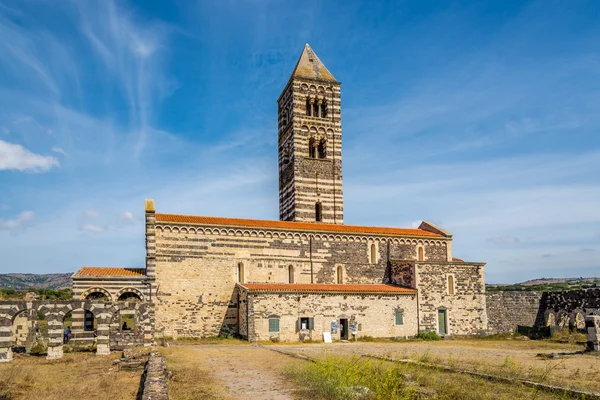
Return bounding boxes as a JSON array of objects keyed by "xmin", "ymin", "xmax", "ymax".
[
  {"xmin": 159, "ymin": 347, "xmax": 225, "ymax": 399},
  {"xmin": 285, "ymin": 355, "xmax": 583, "ymax": 400},
  {"xmin": 160, "ymin": 344, "xmax": 303, "ymax": 400},
  {"xmin": 269, "ymin": 339, "xmax": 600, "ymax": 393},
  {"xmin": 0, "ymin": 352, "xmax": 142, "ymax": 400}
]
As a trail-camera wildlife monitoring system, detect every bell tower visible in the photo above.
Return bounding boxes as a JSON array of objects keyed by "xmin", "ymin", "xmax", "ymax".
[{"xmin": 278, "ymin": 44, "xmax": 344, "ymax": 224}]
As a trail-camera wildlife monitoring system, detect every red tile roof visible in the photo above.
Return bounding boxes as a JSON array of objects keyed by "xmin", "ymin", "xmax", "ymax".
[
  {"xmin": 452, "ymin": 257, "xmax": 464, "ymax": 262},
  {"xmin": 240, "ymin": 283, "xmax": 416, "ymax": 294},
  {"xmin": 155, "ymin": 213, "xmax": 441, "ymax": 238},
  {"xmin": 74, "ymin": 267, "xmax": 146, "ymax": 277}
]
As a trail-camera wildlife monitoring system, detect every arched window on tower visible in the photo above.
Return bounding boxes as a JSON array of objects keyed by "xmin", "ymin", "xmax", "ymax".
[
  {"xmin": 318, "ymin": 139, "xmax": 326, "ymax": 159},
  {"xmin": 337, "ymin": 265, "xmax": 344, "ymax": 284},
  {"xmin": 315, "ymin": 202, "xmax": 322, "ymax": 222},
  {"xmin": 321, "ymin": 102, "xmax": 327, "ymax": 118},
  {"xmin": 237, "ymin": 262, "xmax": 245, "ymax": 283},
  {"xmin": 418, "ymin": 247, "xmax": 424, "ymax": 261},
  {"xmin": 370, "ymin": 244, "xmax": 376, "ymax": 264},
  {"xmin": 281, "ymin": 112, "xmax": 287, "ymax": 128},
  {"xmin": 306, "ymin": 98, "xmax": 312, "ymax": 116},
  {"xmin": 309, "ymin": 138, "xmax": 316, "ymax": 158},
  {"xmin": 313, "ymin": 102, "xmax": 319, "ymax": 117},
  {"xmin": 282, "ymin": 146, "xmax": 290, "ymax": 165},
  {"xmin": 288, "ymin": 265, "xmax": 294, "ymax": 284}
]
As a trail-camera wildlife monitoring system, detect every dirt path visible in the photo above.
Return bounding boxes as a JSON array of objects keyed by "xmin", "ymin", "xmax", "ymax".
[{"xmin": 174, "ymin": 344, "xmax": 302, "ymax": 400}]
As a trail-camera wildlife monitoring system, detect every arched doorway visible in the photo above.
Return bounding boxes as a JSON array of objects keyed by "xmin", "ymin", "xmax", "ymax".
[{"xmin": 63, "ymin": 308, "xmax": 96, "ymax": 348}]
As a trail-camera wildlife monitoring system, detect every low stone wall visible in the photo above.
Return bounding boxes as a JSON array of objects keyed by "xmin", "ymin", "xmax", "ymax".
[
  {"xmin": 141, "ymin": 352, "xmax": 169, "ymax": 400},
  {"xmin": 486, "ymin": 291, "xmax": 544, "ymax": 333},
  {"xmin": 110, "ymin": 330, "xmax": 145, "ymax": 351},
  {"xmin": 486, "ymin": 289, "xmax": 600, "ymax": 334}
]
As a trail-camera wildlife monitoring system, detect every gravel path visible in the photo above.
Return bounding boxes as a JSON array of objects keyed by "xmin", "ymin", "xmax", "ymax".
[{"xmin": 182, "ymin": 344, "xmax": 303, "ymax": 400}]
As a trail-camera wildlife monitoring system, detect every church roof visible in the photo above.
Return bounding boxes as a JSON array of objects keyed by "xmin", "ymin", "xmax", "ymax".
[
  {"xmin": 73, "ymin": 267, "xmax": 146, "ymax": 277},
  {"xmin": 291, "ymin": 43, "xmax": 337, "ymax": 82},
  {"xmin": 155, "ymin": 213, "xmax": 442, "ymax": 238},
  {"xmin": 239, "ymin": 283, "xmax": 416, "ymax": 294}
]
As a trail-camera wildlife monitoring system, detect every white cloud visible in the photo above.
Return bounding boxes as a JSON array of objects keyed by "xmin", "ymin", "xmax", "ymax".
[
  {"xmin": 486, "ymin": 236, "xmax": 521, "ymax": 245},
  {"xmin": 51, "ymin": 147, "xmax": 67, "ymax": 156},
  {"xmin": 83, "ymin": 210, "xmax": 100, "ymax": 218},
  {"xmin": 120, "ymin": 211, "xmax": 135, "ymax": 224},
  {"xmin": 80, "ymin": 223, "xmax": 103, "ymax": 233},
  {"xmin": 0, "ymin": 211, "xmax": 35, "ymax": 230},
  {"xmin": 0, "ymin": 140, "xmax": 59, "ymax": 172}
]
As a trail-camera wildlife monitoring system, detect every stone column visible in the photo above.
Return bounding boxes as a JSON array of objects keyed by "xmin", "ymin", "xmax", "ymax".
[
  {"xmin": 0, "ymin": 317, "xmax": 13, "ymax": 363},
  {"xmin": 46, "ymin": 313, "xmax": 64, "ymax": 360},
  {"xmin": 145, "ymin": 199, "xmax": 156, "ymax": 282},
  {"xmin": 96, "ymin": 317, "xmax": 111, "ymax": 355},
  {"xmin": 585, "ymin": 315, "xmax": 600, "ymax": 351}
]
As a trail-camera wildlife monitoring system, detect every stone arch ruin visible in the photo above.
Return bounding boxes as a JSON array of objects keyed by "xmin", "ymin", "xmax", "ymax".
[{"xmin": 0, "ymin": 300, "xmax": 154, "ymax": 363}]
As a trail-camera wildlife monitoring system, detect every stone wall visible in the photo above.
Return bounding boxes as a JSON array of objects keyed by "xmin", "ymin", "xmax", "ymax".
[
  {"xmin": 486, "ymin": 289, "xmax": 600, "ymax": 334},
  {"xmin": 485, "ymin": 291, "xmax": 544, "ymax": 333},
  {"xmin": 239, "ymin": 287, "xmax": 418, "ymax": 342},
  {"xmin": 413, "ymin": 262, "xmax": 487, "ymax": 335},
  {"xmin": 152, "ymin": 221, "xmax": 450, "ymax": 338}
]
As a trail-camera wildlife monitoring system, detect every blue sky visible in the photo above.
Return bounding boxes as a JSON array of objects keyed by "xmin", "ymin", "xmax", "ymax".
[{"xmin": 0, "ymin": 0, "xmax": 598, "ymax": 283}]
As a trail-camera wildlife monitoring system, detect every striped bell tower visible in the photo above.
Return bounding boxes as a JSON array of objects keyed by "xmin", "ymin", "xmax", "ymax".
[{"xmin": 278, "ymin": 44, "xmax": 344, "ymax": 224}]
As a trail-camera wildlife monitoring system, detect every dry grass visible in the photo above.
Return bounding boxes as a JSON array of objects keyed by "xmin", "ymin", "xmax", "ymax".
[
  {"xmin": 286, "ymin": 355, "xmax": 582, "ymax": 400},
  {"xmin": 268, "ymin": 339, "xmax": 600, "ymax": 394},
  {"xmin": 0, "ymin": 352, "xmax": 141, "ymax": 400},
  {"xmin": 159, "ymin": 347, "xmax": 225, "ymax": 400}
]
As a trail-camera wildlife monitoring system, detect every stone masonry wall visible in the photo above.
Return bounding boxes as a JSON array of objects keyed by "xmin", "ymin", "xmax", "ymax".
[
  {"xmin": 415, "ymin": 262, "xmax": 487, "ymax": 335},
  {"xmin": 154, "ymin": 224, "xmax": 449, "ymax": 338},
  {"xmin": 486, "ymin": 288, "xmax": 600, "ymax": 334},
  {"xmin": 485, "ymin": 291, "xmax": 544, "ymax": 333},
  {"xmin": 242, "ymin": 288, "xmax": 418, "ymax": 342}
]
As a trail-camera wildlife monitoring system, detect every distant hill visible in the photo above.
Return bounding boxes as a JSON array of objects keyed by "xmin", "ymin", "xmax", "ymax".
[
  {"xmin": 0, "ymin": 273, "xmax": 73, "ymax": 290},
  {"xmin": 487, "ymin": 277, "xmax": 600, "ymax": 292}
]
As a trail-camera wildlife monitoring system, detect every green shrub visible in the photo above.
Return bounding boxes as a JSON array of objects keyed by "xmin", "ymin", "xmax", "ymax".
[
  {"xmin": 29, "ymin": 343, "xmax": 46, "ymax": 356},
  {"xmin": 415, "ymin": 331, "xmax": 442, "ymax": 341},
  {"xmin": 286, "ymin": 356, "xmax": 407, "ymax": 400}
]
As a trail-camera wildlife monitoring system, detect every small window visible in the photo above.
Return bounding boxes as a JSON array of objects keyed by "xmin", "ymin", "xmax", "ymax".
[
  {"xmin": 281, "ymin": 112, "xmax": 287, "ymax": 128},
  {"xmin": 448, "ymin": 275, "xmax": 455, "ymax": 295},
  {"xmin": 309, "ymin": 138, "xmax": 316, "ymax": 158},
  {"xmin": 282, "ymin": 147, "xmax": 290, "ymax": 165},
  {"xmin": 418, "ymin": 247, "xmax": 424, "ymax": 261},
  {"xmin": 315, "ymin": 202, "xmax": 322, "ymax": 222},
  {"xmin": 336, "ymin": 265, "xmax": 343, "ymax": 284},
  {"xmin": 313, "ymin": 102, "xmax": 319, "ymax": 117},
  {"xmin": 318, "ymin": 139, "xmax": 326, "ymax": 159},
  {"xmin": 298, "ymin": 317, "xmax": 314, "ymax": 331},
  {"xmin": 288, "ymin": 265, "xmax": 294, "ymax": 284},
  {"xmin": 237, "ymin": 262, "xmax": 244, "ymax": 283},
  {"xmin": 300, "ymin": 317, "xmax": 309, "ymax": 330},
  {"xmin": 370, "ymin": 244, "xmax": 376, "ymax": 264},
  {"xmin": 395, "ymin": 311, "xmax": 404, "ymax": 325},
  {"xmin": 269, "ymin": 318, "xmax": 280, "ymax": 333},
  {"xmin": 306, "ymin": 98, "xmax": 311, "ymax": 116},
  {"xmin": 321, "ymin": 102, "xmax": 327, "ymax": 118}
]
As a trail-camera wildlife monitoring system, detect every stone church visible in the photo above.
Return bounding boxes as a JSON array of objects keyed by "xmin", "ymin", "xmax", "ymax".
[{"xmin": 73, "ymin": 44, "xmax": 488, "ymax": 342}]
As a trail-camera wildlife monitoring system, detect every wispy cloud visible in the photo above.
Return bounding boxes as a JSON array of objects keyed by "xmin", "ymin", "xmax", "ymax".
[
  {"xmin": 79, "ymin": 223, "xmax": 104, "ymax": 233},
  {"xmin": 83, "ymin": 210, "xmax": 100, "ymax": 218},
  {"xmin": 0, "ymin": 211, "xmax": 35, "ymax": 230},
  {"xmin": 51, "ymin": 147, "xmax": 67, "ymax": 156},
  {"xmin": 0, "ymin": 140, "xmax": 59, "ymax": 172},
  {"xmin": 119, "ymin": 211, "xmax": 136, "ymax": 225}
]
